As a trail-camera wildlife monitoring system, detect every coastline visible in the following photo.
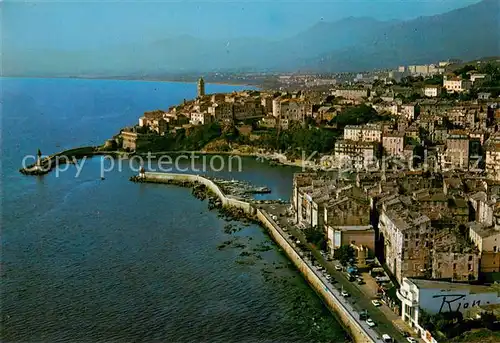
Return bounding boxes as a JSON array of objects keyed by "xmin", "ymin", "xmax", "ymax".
[{"xmin": 1, "ymin": 75, "xmax": 260, "ymax": 89}]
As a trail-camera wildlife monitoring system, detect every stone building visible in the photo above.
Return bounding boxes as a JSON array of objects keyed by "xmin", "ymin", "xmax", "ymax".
[
  {"xmin": 208, "ymin": 103, "xmax": 234, "ymax": 123},
  {"xmin": 324, "ymin": 194, "xmax": 375, "ymax": 254},
  {"xmin": 120, "ymin": 130, "xmax": 154, "ymax": 152},
  {"xmin": 333, "ymin": 88, "xmax": 370, "ymax": 100},
  {"xmin": 190, "ymin": 112, "xmax": 212, "ymax": 125},
  {"xmin": 378, "ymin": 197, "xmax": 433, "ymax": 283},
  {"xmin": 432, "ymin": 252, "xmax": 479, "ymax": 281},
  {"xmin": 442, "ymin": 131, "xmax": 470, "ymax": 170},
  {"xmin": 382, "ymin": 132, "xmax": 405, "ymax": 157},
  {"xmin": 486, "ymin": 140, "xmax": 500, "ymax": 181}
]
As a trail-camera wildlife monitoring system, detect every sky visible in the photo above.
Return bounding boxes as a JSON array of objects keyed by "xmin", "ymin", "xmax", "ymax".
[{"xmin": 2, "ymin": 0, "xmax": 483, "ymax": 51}]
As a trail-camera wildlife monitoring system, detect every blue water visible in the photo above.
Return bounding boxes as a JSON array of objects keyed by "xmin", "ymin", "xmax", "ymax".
[{"xmin": 0, "ymin": 78, "xmax": 348, "ymax": 342}]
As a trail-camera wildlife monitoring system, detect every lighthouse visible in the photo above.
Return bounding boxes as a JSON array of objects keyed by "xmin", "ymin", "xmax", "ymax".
[
  {"xmin": 36, "ymin": 149, "xmax": 42, "ymax": 169},
  {"xmin": 139, "ymin": 165, "xmax": 146, "ymax": 179}
]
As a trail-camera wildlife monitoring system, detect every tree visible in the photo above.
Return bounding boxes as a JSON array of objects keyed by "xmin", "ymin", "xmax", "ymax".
[
  {"xmin": 454, "ymin": 65, "xmax": 476, "ymax": 79},
  {"xmin": 480, "ymin": 312, "xmax": 498, "ymax": 331},
  {"xmin": 304, "ymin": 226, "xmax": 327, "ymax": 250},
  {"xmin": 332, "ymin": 104, "xmax": 384, "ymax": 127},
  {"xmin": 334, "ymin": 245, "xmax": 355, "ymax": 266}
]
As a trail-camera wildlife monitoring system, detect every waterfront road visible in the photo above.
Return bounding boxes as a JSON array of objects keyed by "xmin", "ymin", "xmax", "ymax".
[
  {"xmin": 259, "ymin": 208, "xmax": 383, "ymax": 343},
  {"xmin": 260, "ymin": 204, "xmax": 408, "ymax": 343}
]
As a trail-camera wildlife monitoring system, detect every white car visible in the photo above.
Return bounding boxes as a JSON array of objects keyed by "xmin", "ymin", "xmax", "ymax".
[
  {"xmin": 371, "ymin": 299, "xmax": 381, "ymax": 307},
  {"xmin": 341, "ymin": 290, "xmax": 349, "ymax": 297},
  {"xmin": 335, "ymin": 265, "xmax": 342, "ymax": 271},
  {"xmin": 406, "ymin": 337, "xmax": 417, "ymax": 343},
  {"xmin": 365, "ymin": 318, "xmax": 376, "ymax": 327}
]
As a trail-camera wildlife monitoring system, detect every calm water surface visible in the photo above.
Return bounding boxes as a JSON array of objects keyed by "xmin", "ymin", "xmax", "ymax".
[{"xmin": 1, "ymin": 78, "xmax": 349, "ymax": 342}]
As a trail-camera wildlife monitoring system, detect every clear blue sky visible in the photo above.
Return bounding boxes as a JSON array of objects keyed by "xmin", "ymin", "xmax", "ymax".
[{"xmin": 3, "ymin": 0, "xmax": 483, "ymax": 51}]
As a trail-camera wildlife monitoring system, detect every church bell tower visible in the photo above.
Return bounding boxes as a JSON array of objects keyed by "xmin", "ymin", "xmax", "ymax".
[{"xmin": 197, "ymin": 77, "xmax": 205, "ymax": 98}]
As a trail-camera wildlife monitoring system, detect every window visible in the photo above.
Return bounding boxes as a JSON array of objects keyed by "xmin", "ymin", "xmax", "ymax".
[
  {"xmin": 453, "ymin": 263, "xmax": 457, "ymax": 270},
  {"xmin": 494, "ymin": 246, "xmax": 497, "ymax": 253},
  {"xmin": 469, "ymin": 256, "xmax": 473, "ymax": 261}
]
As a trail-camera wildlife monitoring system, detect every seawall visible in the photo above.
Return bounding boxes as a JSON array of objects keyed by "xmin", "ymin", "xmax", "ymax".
[
  {"xmin": 256, "ymin": 208, "xmax": 376, "ymax": 343},
  {"xmin": 133, "ymin": 172, "xmax": 375, "ymax": 343},
  {"xmin": 139, "ymin": 172, "xmax": 255, "ymax": 215}
]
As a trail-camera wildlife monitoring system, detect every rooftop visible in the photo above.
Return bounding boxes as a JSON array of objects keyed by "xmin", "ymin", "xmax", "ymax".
[
  {"xmin": 408, "ymin": 278, "xmax": 500, "ymax": 295},
  {"xmin": 469, "ymin": 222, "xmax": 500, "ymax": 239}
]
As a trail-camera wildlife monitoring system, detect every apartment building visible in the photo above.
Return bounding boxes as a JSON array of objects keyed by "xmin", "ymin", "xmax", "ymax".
[
  {"xmin": 382, "ymin": 132, "xmax": 405, "ymax": 157},
  {"xmin": 486, "ymin": 140, "xmax": 500, "ymax": 181},
  {"xmin": 442, "ymin": 131, "xmax": 470, "ymax": 170},
  {"xmin": 334, "ymin": 140, "xmax": 378, "ymax": 171},
  {"xmin": 378, "ymin": 197, "xmax": 433, "ymax": 283},
  {"xmin": 343, "ymin": 124, "xmax": 383, "ymax": 143}
]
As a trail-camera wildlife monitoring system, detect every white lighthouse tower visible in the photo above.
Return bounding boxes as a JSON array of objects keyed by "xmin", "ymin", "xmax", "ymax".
[{"xmin": 139, "ymin": 164, "xmax": 146, "ymax": 179}]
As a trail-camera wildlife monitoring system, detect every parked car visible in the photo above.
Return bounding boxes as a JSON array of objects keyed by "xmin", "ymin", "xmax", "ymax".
[
  {"xmin": 366, "ymin": 318, "xmax": 376, "ymax": 327},
  {"xmin": 359, "ymin": 310, "xmax": 368, "ymax": 320},
  {"xmin": 382, "ymin": 334, "xmax": 393, "ymax": 343},
  {"xmin": 341, "ymin": 290, "xmax": 349, "ymax": 297},
  {"xmin": 357, "ymin": 279, "xmax": 366, "ymax": 285},
  {"xmin": 371, "ymin": 299, "xmax": 381, "ymax": 307},
  {"xmin": 335, "ymin": 265, "xmax": 342, "ymax": 271},
  {"xmin": 406, "ymin": 337, "xmax": 417, "ymax": 343}
]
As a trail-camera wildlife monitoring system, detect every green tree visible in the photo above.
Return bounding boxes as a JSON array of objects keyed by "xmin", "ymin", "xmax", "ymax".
[
  {"xmin": 332, "ymin": 104, "xmax": 384, "ymax": 127},
  {"xmin": 304, "ymin": 226, "xmax": 327, "ymax": 250},
  {"xmin": 454, "ymin": 65, "xmax": 476, "ymax": 79},
  {"xmin": 334, "ymin": 245, "xmax": 355, "ymax": 266}
]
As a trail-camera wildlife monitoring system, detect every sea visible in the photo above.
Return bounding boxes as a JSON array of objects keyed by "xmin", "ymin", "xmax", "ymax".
[{"xmin": 0, "ymin": 77, "xmax": 349, "ymax": 343}]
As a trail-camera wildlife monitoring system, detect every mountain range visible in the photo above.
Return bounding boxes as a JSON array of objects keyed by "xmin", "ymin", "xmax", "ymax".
[{"xmin": 3, "ymin": 0, "xmax": 499, "ymax": 77}]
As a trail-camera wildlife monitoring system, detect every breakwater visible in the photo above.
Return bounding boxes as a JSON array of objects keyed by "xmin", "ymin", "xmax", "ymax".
[
  {"xmin": 130, "ymin": 172, "xmax": 255, "ymax": 215},
  {"xmin": 130, "ymin": 172, "xmax": 375, "ymax": 343},
  {"xmin": 19, "ymin": 146, "xmax": 119, "ymax": 175}
]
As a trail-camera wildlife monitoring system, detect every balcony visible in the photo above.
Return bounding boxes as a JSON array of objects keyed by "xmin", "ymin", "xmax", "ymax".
[{"xmin": 396, "ymin": 289, "xmax": 418, "ymax": 306}]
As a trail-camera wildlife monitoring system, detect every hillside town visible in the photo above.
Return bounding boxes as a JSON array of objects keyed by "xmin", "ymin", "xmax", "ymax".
[{"xmin": 113, "ymin": 57, "xmax": 500, "ymax": 343}]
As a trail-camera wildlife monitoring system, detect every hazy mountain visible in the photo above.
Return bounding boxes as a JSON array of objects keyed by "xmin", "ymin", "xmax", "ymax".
[
  {"xmin": 3, "ymin": 0, "xmax": 499, "ymax": 76},
  {"xmin": 302, "ymin": 0, "xmax": 500, "ymax": 71}
]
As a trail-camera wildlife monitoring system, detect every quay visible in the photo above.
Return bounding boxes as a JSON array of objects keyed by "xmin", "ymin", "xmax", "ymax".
[{"xmin": 132, "ymin": 171, "xmax": 379, "ymax": 343}]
